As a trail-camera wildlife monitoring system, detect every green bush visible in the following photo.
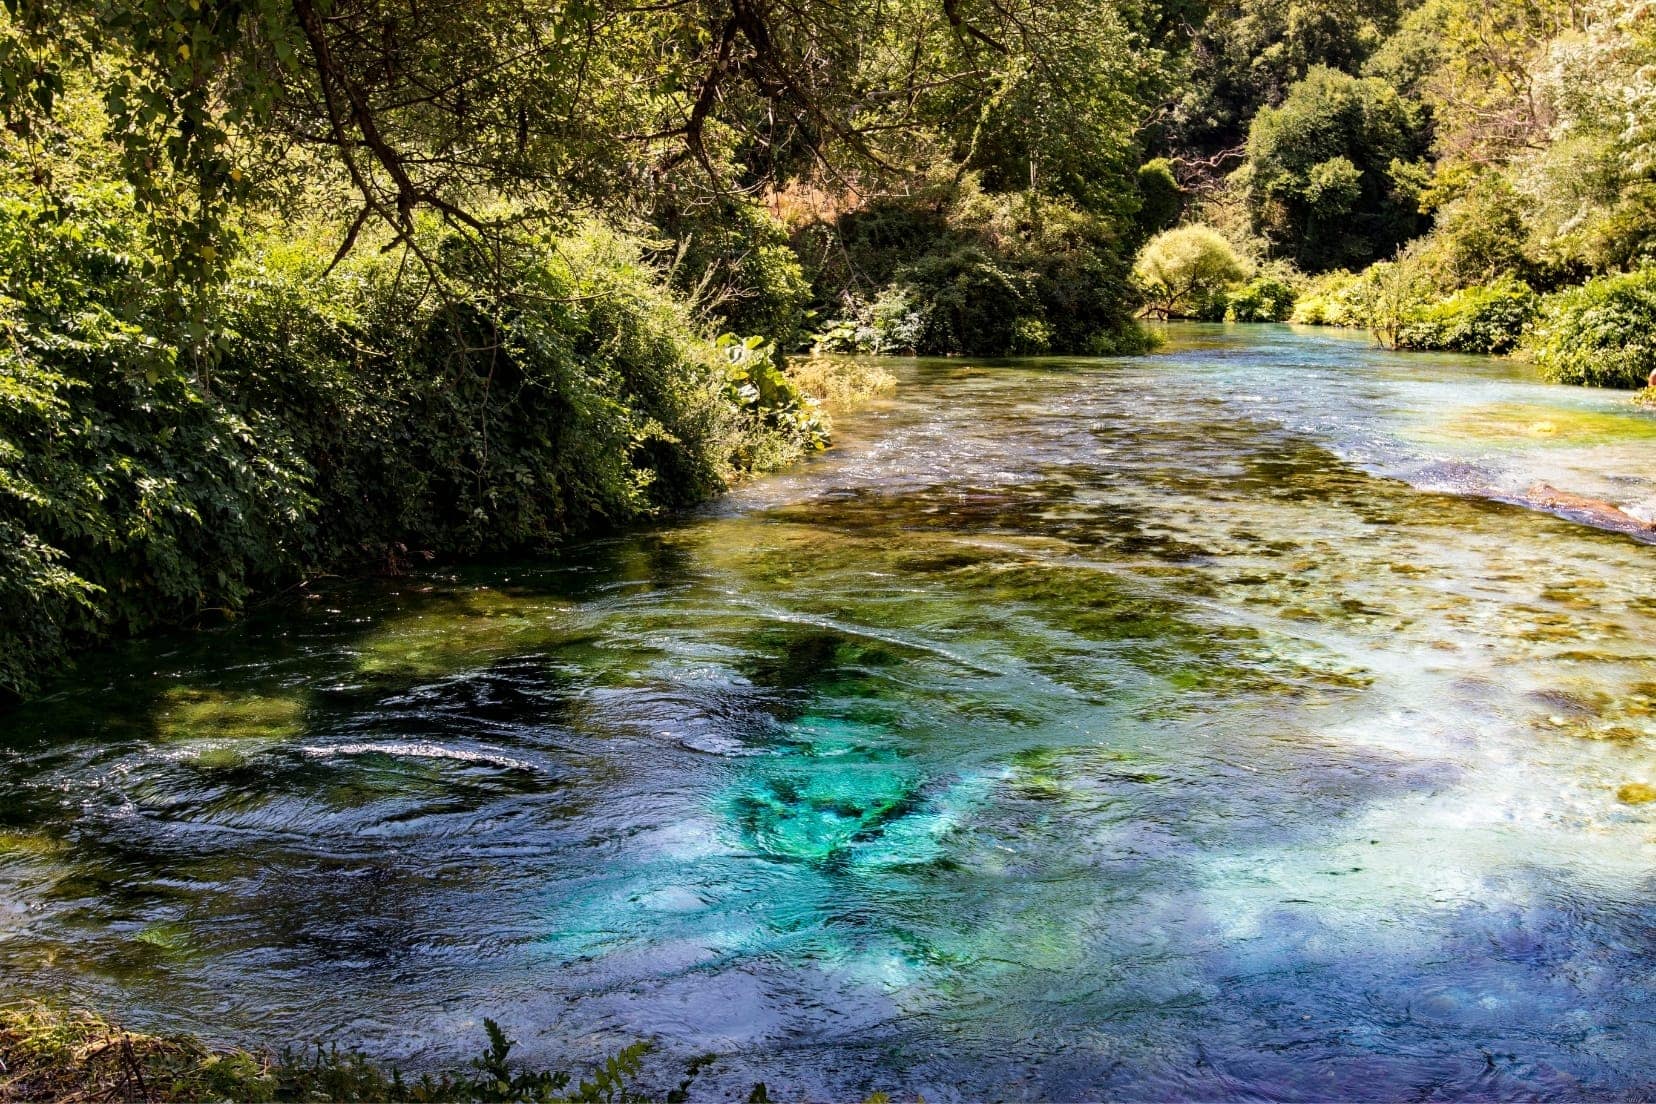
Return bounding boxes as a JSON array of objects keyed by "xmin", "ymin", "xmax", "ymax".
[
  {"xmin": 1396, "ymin": 277, "xmax": 1538, "ymax": 354},
  {"xmin": 1243, "ymin": 66, "xmax": 1430, "ymax": 272},
  {"xmin": 0, "ymin": 187, "xmax": 822, "ymax": 699},
  {"xmin": 1523, "ymin": 267, "xmax": 1656, "ymax": 388},
  {"xmin": 899, "ymin": 243, "xmax": 1041, "ymax": 354},
  {"xmin": 811, "ymin": 285, "xmax": 927, "ymax": 355},
  {"xmin": 1289, "ymin": 268, "xmax": 1364, "ymax": 325},
  {"xmin": 1334, "ymin": 248, "xmax": 1434, "ymax": 347},
  {"xmin": 663, "ymin": 201, "xmax": 811, "ymax": 350},
  {"xmin": 0, "ymin": 184, "xmax": 317, "ymax": 695},
  {"xmin": 1226, "ymin": 275, "xmax": 1299, "ymax": 321},
  {"xmin": 1417, "ymin": 174, "xmax": 1531, "ymax": 288},
  {"xmin": 715, "ymin": 334, "xmax": 829, "ymax": 465},
  {"xmin": 807, "ymin": 179, "xmax": 1148, "ymax": 356},
  {"xmin": 1135, "ymin": 159, "xmax": 1184, "ymax": 235}
]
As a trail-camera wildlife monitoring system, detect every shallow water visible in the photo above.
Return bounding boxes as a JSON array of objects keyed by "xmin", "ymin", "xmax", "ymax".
[{"xmin": 4, "ymin": 324, "xmax": 1656, "ymax": 1100}]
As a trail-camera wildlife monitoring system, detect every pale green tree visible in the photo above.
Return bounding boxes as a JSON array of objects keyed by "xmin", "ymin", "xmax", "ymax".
[{"xmin": 1132, "ymin": 224, "xmax": 1251, "ymax": 317}]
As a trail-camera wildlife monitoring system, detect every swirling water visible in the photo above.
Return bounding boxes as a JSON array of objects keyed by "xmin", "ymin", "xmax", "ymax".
[{"xmin": 3, "ymin": 324, "xmax": 1656, "ymax": 1100}]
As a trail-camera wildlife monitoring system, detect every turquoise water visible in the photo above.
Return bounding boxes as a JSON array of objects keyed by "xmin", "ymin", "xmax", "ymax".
[{"xmin": 3, "ymin": 324, "xmax": 1656, "ymax": 1099}]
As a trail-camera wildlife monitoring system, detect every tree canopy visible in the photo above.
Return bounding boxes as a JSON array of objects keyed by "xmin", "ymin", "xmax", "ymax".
[
  {"xmin": 1241, "ymin": 66, "xmax": 1428, "ymax": 270},
  {"xmin": 0, "ymin": 0, "xmax": 1159, "ymax": 285}
]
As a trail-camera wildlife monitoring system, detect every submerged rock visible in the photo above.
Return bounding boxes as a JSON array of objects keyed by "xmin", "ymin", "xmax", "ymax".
[
  {"xmin": 1528, "ymin": 483, "xmax": 1656, "ymax": 534},
  {"xmin": 725, "ymin": 717, "xmax": 920, "ymax": 862},
  {"xmin": 730, "ymin": 765, "xmax": 917, "ymax": 862},
  {"xmin": 1615, "ymin": 782, "xmax": 1656, "ymax": 805}
]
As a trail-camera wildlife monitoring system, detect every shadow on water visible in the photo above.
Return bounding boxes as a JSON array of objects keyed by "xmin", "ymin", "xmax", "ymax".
[{"xmin": 3, "ymin": 325, "xmax": 1656, "ymax": 1098}]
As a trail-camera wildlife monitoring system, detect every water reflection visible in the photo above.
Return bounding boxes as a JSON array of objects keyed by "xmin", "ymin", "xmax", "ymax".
[{"xmin": 1, "ymin": 325, "xmax": 1654, "ymax": 1098}]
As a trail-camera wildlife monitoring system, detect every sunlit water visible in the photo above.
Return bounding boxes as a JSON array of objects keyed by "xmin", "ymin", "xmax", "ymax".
[{"xmin": 4, "ymin": 324, "xmax": 1656, "ymax": 1100}]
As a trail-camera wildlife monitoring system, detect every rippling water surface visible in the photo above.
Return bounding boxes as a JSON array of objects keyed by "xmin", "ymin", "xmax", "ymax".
[{"xmin": 4, "ymin": 325, "xmax": 1656, "ymax": 1100}]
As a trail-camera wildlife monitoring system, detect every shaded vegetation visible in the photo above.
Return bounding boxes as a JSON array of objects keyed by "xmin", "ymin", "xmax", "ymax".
[
  {"xmin": 0, "ymin": 186, "xmax": 829, "ymax": 698},
  {"xmin": 805, "ymin": 176, "xmax": 1154, "ymax": 357},
  {"xmin": 1240, "ymin": 66, "xmax": 1429, "ymax": 272}
]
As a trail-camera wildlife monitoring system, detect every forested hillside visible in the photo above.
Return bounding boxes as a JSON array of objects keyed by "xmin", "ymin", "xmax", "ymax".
[
  {"xmin": 1144, "ymin": 0, "xmax": 1656, "ymax": 385},
  {"xmin": 2, "ymin": 0, "xmax": 1653, "ymax": 698}
]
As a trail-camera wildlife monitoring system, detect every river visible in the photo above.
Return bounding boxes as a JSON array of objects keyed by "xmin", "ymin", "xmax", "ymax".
[{"xmin": 3, "ymin": 324, "xmax": 1655, "ymax": 1100}]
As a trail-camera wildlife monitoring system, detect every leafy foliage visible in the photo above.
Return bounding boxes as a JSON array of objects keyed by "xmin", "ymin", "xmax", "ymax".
[
  {"xmin": 1413, "ymin": 172, "xmax": 1532, "ymax": 288},
  {"xmin": 1390, "ymin": 0, "xmax": 1583, "ymax": 165},
  {"xmin": 1326, "ymin": 243, "xmax": 1433, "ymax": 346},
  {"xmin": 0, "ymin": 189, "xmax": 819, "ymax": 699},
  {"xmin": 1511, "ymin": 4, "xmax": 1656, "ymax": 273},
  {"xmin": 1225, "ymin": 273, "xmax": 1300, "ymax": 321},
  {"xmin": 1241, "ymin": 66, "xmax": 1430, "ymax": 271},
  {"xmin": 1396, "ymin": 276, "xmax": 1538, "ymax": 353},
  {"xmin": 1288, "ymin": 269, "xmax": 1366, "ymax": 325},
  {"xmin": 0, "ymin": 0, "xmax": 1172, "ymax": 320},
  {"xmin": 1136, "ymin": 159, "xmax": 1185, "ymax": 234},
  {"xmin": 808, "ymin": 179, "xmax": 1151, "ymax": 355},
  {"xmin": 0, "ymin": 1004, "xmax": 655, "ymax": 1103},
  {"xmin": 717, "ymin": 334, "xmax": 830, "ymax": 462},
  {"xmin": 1167, "ymin": 0, "xmax": 1414, "ymax": 157},
  {"xmin": 1524, "ymin": 267, "xmax": 1656, "ymax": 388},
  {"xmin": 954, "ymin": 0, "xmax": 1160, "ymax": 215},
  {"xmin": 664, "ymin": 202, "xmax": 811, "ymax": 351}
]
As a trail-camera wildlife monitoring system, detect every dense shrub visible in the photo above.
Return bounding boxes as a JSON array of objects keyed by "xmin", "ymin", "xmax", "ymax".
[
  {"xmin": 1523, "ymin": 267, "xmax": 1656, "ymax": 388},
  {"xmin": 797, "ymin": 184, "xmax": 952, "ymax": 316},
  {"xmin": 1226, "ymin": 274, "xmax": 1300, "ymax": 321},
  {"xmin": 1396, "ymin": 277, "xmax": 1538, "ymax": 354},
  {"xmin": 1334, "ymin": 248, "xmax": 1435, "ymax": 347},
  {"xmin": 812, "ymin": 285, "xmax": 927, "ymax": 355},
  {"xmin": 1168, "ymin": 0, "xmax": 1411, "ymax": 157},
  {"xmin": 0, "ymin": 189, "xmax": 824, "ymax": 699},
  {"xmin": 900, "ymin": 243, "xmax": 1046, "ymax": 353},
  {"xmin": 0, "ymin": 185, "xmax": 317, "ymax": 696},
  {"xmin": 1131, "ymin": 224, "xmax": 1250, "ymax": 319},
  {"xmin": 806, "ymin": 179, "xmax": 1150, "ymax": 356},
  {"xmin": 1289, "ymin": 268, "xmax": 1365, "ymax": 325},
  {"xmin": 663, "ymin": 201, "xmax": 811, "ymax": 350},
  {"xmin": 1417, "ymin": 174, "xmax": 1531, "ymax": 288},
  {"xmin": 1135, "ymin": 159, "xmax": 1184, "ymax": 234}
]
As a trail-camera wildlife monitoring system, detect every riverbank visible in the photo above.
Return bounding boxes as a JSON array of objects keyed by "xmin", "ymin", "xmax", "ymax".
[{"xmin": 0, "ymin": 181, "xmax": 892, "ymax": 706}]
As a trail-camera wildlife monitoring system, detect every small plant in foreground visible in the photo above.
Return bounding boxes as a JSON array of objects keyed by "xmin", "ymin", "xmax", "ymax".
[{"xmin": 0, "ymin": 1003, "xmax": 651, "ymax": 1103}]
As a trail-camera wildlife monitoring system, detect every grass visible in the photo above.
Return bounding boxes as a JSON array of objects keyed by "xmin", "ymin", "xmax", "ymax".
[
  {"xmin": 0, "ymin": 1003, "xmax": 910, "ymax": 1102},
  {"xmin": 0, "ymin": 1003, "xmax": 264, "ymax": 1102},
  {"xmin": 785, "ymin": 356, "xmax": 898, "ymax": 409},
  {"xmin": 0, "ymin": 1003, "xmax": 649, "ymax": 1103}
]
